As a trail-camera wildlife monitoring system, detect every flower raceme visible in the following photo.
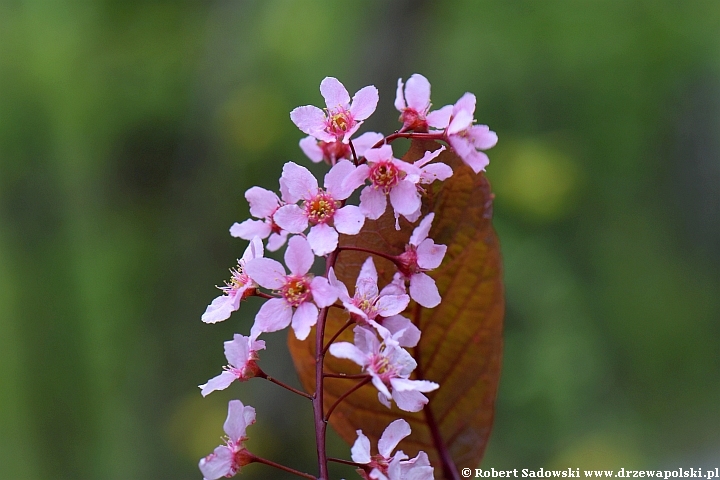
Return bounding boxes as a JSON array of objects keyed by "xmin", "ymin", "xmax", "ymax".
[{"xmin": 197, "ymin": 74, "xmax": 497, "ymax": 479}]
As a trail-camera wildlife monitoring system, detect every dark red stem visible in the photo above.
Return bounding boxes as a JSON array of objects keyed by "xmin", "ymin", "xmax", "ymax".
[
  {"xmin": 256, "ymin": 369, "xmax": 313, "ymax": 400},
  {"xmin": 337, "ymin": 245, "xmax": 400, "ymax": 266},
  {"xmin": 413, "ymin": 305, "xmax": 460, "ymax": 480},
  {"xmin": 250, "ymin": 454, "xmax": 317, "ymax": 480},
  {"xmin": 328, "ymin": 457, "xmax": 366, "ymax": 468},
  {"xmin": 322, "ymin": 319, "xmax": 353, "ymax": 355},
  {"xmin": 324, "ymin": 377, "xmax": 371, "ymax": 422}
]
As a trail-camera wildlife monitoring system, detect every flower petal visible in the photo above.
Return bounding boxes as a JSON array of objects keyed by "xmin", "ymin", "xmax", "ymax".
[
  {"xmin": 199, "ymin": 445, "xmax": 233, "ymax": 480},
  {"xmin": 199, "ymin": 370, "xmax": 237, "ymax": 397},
  {"xmin": 333, "ymin": 205, "xmax": 365, "ymax": 235},
  {"xmin": 341, "ymin": 163, "xmax": 370, "ymax": 194},
  {"xmin": 409, "ymin": 273, "xmax": 441, "ymax": 308},
  {"xmin": 381, "ymin": 315, "xmax": 421, "ymax": 347},
  {"xmin": 229, "ymin": 219, "xmax": 271, "ymax": 240},
  {"xmin": 389, "ymin": 180, "xmax": 421, "ymax": 216},
  {"xmin": 266, "ymin": 231, "xmax": 288, "ymax": 251},
  {"xmin": 282, "ymin": 161, "xmax": 318, "ymax": 202},
  {"xmin": 328, "ymin": 341, "xmax": 367, "ymax": 367},
  {"xmin": 378, "ymin": 418, "xmax": 412, "ymax": 458},
  {"xmin": 201, "ymin": 294, "xmax": 238, "ymax": 324},
  {"xmin": 299, "ymin": 136, "xmax": 324, "ymax": 163},
  {"xmin": 307, "ymin": 223, "xmax": 338, "ymax": 256},
  {"xmin": 245, "ymin": 257, "xmax": 286, "ymax": 289},
  {"xmin": 391, "ymin": 389, "xmax": 428, "ymax": 412},
  {"xmin": 224, "ymin": 334, "xmax": 252, "ymax": 367},
  {"xmin": 284, "ymin": 235, "xmax": 314, "ymax": 275},
  {"xmin": 426, "ymin": 104, "xmax": 453, "ymax": 129},
  {"xmin": 352, "ymin": 131, "xmax": 384, "ymax": 157},
  {"xmin": 325, "ymin": 159, "xmax": 356, "ymax": 200},
  {"xmin": 394, "ymin": 77, "xmax": 406, "ymax": 111},
  {"xmin": 349, "ymin": 85, "xmax": 379, "ymax": 121},
  {"xmin": 416, "ymin": 238, "xmax": 446, "ymax": 270},
  {"xmin": 251, "ymin": 298, "xmax": 292, "ymax": 336},
  {"xmin": 291, "ymin": 301, "xmax": 319, "ymax": 340},
  {"xmin": 351, "ymin": 430, "xmax": 372, "ymax": 464},
  {"xmin": 359, "ymin": 186, "xmax": 387, "ymax": 220},
  {"xmin": 245, "ymin": 186, "xmax": 279, "ymax": 218},
  {"xmin": 404, "ymin": 74, "xmax": 431, "ymax": 112},
  {"xmin": 376, "ymin": 294, "xmax": 410, "ymax": 318},
  {"xmin": 290, "ymin": 105, "xmax": 328, "ymax": 138},
  {"xmin": 469, "ymin": 124, "xmax": 498, "ymax": 150},
  {"xmin": 224, "ymin": 399, "xmax": 254, "ymax": 440},
  {"xmin": 409, "ymin": 213, "xmax": 434, "ymax": 246},
  {"xmin": 320, "ymin": 77, "xmax": 350, "ymax": 109},
  {"xmin": 310, "ymin": 275, "xmax": 338, "ymax": 308},
  {"xmin": 274, "ymin": 204, "xmax": 308, "ymax": 234}
]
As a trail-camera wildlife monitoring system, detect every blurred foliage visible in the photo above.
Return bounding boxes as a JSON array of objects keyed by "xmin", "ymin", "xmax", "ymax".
[{"xmin": 0, "ymin": 1, "xmax": 718, "ymax": 479}]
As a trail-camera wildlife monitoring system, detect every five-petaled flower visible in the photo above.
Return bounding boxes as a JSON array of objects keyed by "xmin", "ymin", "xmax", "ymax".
[
  {"xmin": 199, "ymin": 333, "xmax": 265, "ymax": 396},
  {"xmin": 329, "ymin": 325, "xmax": 438, "ymax": 412},
  {"xmin": 329, "ymin": 257, "xmax": 420, "ymax": 347},
  {"xmin": 291, "ymin": 77, "xmax": 379, "ymax": 144},
  {"xmin": 395, "ymin": 213, "xmax": 447, "ymax": 308},
  {"xmin": 230, "ymin": 186, "xmax": 289, "ymax": 252},
  {"xmin": 352, "ymin": 419, "xmax": 434, "ymax": 480},
  {"xmin": 343, "ymin": 144, "xmax": 422, "ymax": 227},
  {"xmin": 274, "ymin": 160, "xmax": 365, "ymax": 256},
  {"xmin": 395, "ymin": 73, "xmax": 453, "ymax": 133},
  {"xmin": 199, "ymin": 400, "xmax": 255, "ymax": 480},
  {"xmin": 202, "ymin": 237, "xmax": 264, "ymax": 324},
  {"xmin": 245, "ymin": 235, "xmax": 337, "ymax": 341}
]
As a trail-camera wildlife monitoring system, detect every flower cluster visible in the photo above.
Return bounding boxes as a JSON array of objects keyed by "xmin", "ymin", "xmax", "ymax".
[{"xmin": 197, "ymin": 74, "xmax": 496, "ymax": 479}]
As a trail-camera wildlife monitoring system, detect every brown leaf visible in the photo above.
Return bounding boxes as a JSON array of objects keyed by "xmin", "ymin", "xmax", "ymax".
[{"xmin": 288, "ymin": 140, "xmax": 504, "ymax": 478}]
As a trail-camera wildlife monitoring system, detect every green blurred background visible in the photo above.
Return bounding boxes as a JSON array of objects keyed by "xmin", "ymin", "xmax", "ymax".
[{"xmin": 1, "ymin": 1, "xmax": 718, "ymax": 479}]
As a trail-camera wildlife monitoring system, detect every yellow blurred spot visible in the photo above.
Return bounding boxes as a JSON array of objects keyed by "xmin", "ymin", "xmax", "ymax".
[
  {"xmin": 548, "ymin": 432, "xmax": 645, "ymax": 470},
  {"xmin": 218, "ymin": 84, "xmax": 285, "ymax": 153},
  {"xmin": 165, "ymin": 393, "xmax": 229, "ymax": 462},
  {"xmin": 490, "ymin": 137, "xmax": 582, "ymax": 222}
]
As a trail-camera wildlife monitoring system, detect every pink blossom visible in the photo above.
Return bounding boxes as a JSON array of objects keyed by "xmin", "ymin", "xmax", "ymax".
[
  {"xmin": 299, "ymin": 131, "xmax": 384, "ymax": 164},
  {"xmin": 202, "ymin": 237, "xmax": 264, "ymax": 324},
  {"xmin": 273, "ymin": 160, "xmax": 365, "ymax": 256},
  {"xmin": 199, "ymin": 334, "xmax": 265, "ymax": 396},
  {"xmin": 229, "ymin": 186, "xmax": 288, "ymax": 251},
  {"xmin": 342, "ymin": 145, "xmax": 422, "ymax": 226},
  {"xmin": 329, "ymin": 325, "xmax": 438, "ymax": 412},
  {"xmin": 445, "ymin": 92, "xmax": 498, "ymax": 173},
  {"xmin": 328, "ymin": 257, "xmax": 420, "ymax": 347},
  {"xmin": 290, "ymin": 77, "xmax": 379, "ymax": 143},
  {"xmin": 245, "ymin": 236, "xmax": 338, "ymax": 340},
  {"xmin": 395, "ymin": 213, "xmax": 447, "ymax": 308},
  {"xmin": 395, "ymin": 73, "xmax": 453, "ymax": 132},
  {"xmin": 198, "ymin": 400, "xmax": 255, "ymax": 480},
  {"xmin": 350, "ymin": 419, "xmax": 432, "ymax": 480}
]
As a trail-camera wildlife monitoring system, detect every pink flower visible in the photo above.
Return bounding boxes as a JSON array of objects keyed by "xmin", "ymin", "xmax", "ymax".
[
  {"xmin": 299, "ymin": 131, "xmax": 383, "ymax": 164},
  {"xmin": 328, "ymin": 257, "xmax": 420, "ymax": 347},
  {"xmin": 342, "ymin": 145, "xmax": 422, "ymax": 226},
  {"xmin": 198, "ymin": 400, "xmax": 255, "ymax": 480},
  {"xmin": 352, "ymin": 419, "xmax": 434, "ymax": 480},
  {"xmin": 273, "ymin": 160, "xmax": 365, "ymax": 256},
  {"xmin": 445, "ymin": 92, "xmax": 498, "ymax": 173},
  {"xmin": 395, "ymin": 213, "xmax": 447, "ymax": 308},
  {"xmin": 202, "ymin": 237, "xmax": 264, "ymax": 324},
  {"xmin": 329, "ymin": 325, "xmax": 438, "ymax": 412},
  {"xmin": 199, "ymin": 334, "xmax": 265, "ymax": 396},
  {"xmin": 290, "ymin": 77, "xmax": 379, "ymax": 143},
  {"xmin": 245, "ymin": 236, "xmax": 338, "ymax": 340},
  {"xmin": 395, "ymin": 73, "xmax": 453, "ymax": 132},
  {"xmin": 229, "ymin": 186, "xmax": 289, "ymax": 252}
]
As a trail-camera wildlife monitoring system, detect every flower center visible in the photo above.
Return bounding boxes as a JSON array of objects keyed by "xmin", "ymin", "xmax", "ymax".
[
  {"xmin": 396, "ymin": 245, "xmax": 420, "ymax": 277},
  {"xmin": 281, "ymin": 275, "xmax": 312, "ymax": 307},
  {"xmin": 325, "ymin": 108, "xmax": 354, "ymax": 137},
  {"xmin": 352, "ymin": 295, "xmax": 378, "ymax": 321},
  {"xmin": 221, "ymin": 264, "xmax": 251, "ymax": 295},
  {"xmin": 304, "ymin": 191, "xmax": 338, "ymax": 225},
  {"xmin": 369, "ymin": 352, "xmax": 397, "ymax": 382},
  {"xmin": 369, "ymin": 161, "xmax": 401, "ymax": 192}
]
